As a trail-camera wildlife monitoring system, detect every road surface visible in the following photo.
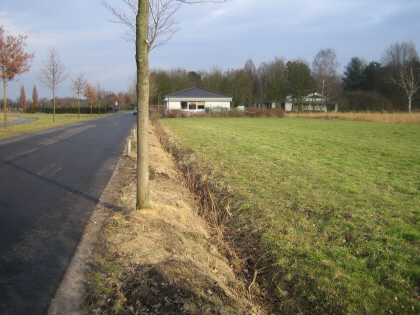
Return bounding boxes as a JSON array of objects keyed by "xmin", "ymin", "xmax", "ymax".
[
  {"xmin": 0, "ymin": 114, "xmax": 39, "ymax": 128},
  {"xmin": 0, "ymin": 112, "xmax": 135, "ymax": 314}
]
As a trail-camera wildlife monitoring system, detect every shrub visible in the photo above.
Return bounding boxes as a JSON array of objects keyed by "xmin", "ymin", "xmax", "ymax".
[
  {"xmin": 342, "ymin": 91, "xmax": 393, "ymax": 112},
  {"xmin": 167, "ymin": 109, "xmax": 190, "ymax": 118},
  {"xmin": 43, "ymin": 106, "xmax": 110, "ymax": 114},
  {"xmin": 26, "ymin": 106, "xmax": 43, "ymax": 113},
  {"xmin": 167, "ymin": 108, "xmax": 285, "ymax": 118},
  {"xmin": 211, "ymin": 109, "xmax": 247, "ymax": 118},
  {"xmin": 246, "ymin": 107, "xmax": 286, "ymax": 118}
]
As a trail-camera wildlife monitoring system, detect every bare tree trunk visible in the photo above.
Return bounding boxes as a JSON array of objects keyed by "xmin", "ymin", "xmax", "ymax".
[
  {"xmin": 3, "ymin": 80, "xmax": 7, "ymax": 129},
  {"xmin": 53, "ymin": 85, "xmax": 56, "ymax": 123},
  {"xmin": 136, "ymin": 0, "xmax": 150, "ymax": 209},
  {"xmin": 77, "ymin": 95, "xmax": 80, "ymax": 119},
  {"xmin": 408, "ymin": 96, "xmax": 412, "ymax": 113}
]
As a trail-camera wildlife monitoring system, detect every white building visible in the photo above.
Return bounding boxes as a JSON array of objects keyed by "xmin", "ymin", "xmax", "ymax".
[
  {"xmin": 163, "ymin": 87, "xmax": 232, "ymax": 112},
  {"xmin": 260, "ymin": 93, "xmax": 337, "ymax": 112}
]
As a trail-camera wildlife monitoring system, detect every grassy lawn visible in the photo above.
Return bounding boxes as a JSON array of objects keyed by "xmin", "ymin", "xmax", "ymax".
[
  {"xmin": 163, "ymin": 117, "xmax": 420, "ymax": 314},
  {"xmin": 0, "ymin": 113, "xmax": 109, "ymax": 139}
]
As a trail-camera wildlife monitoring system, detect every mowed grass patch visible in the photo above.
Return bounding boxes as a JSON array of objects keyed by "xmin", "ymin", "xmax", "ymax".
[
  {"xmin": 0, "ymin": 113, "xmax": 109, "ymax": 138},
  {"xmin": 163, "ymin": 117, "xmax": 420, "ymax": 314}
]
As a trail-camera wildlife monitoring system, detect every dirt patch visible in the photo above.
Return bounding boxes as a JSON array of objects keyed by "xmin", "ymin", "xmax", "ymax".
[{"xmin": 61, "ymin": 123, "xmax": 265, "ymax": 314}]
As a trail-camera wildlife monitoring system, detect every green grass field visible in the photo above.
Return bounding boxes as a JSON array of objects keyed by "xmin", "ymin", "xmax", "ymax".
[{"xmin": 163, "ymin": 117, "xmax": 420, "ymax": 314}]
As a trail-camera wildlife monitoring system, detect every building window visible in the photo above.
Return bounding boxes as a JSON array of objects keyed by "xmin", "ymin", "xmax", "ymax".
[
  {"xmin": 198, "ymin": 102, "xmax": 205, "ymax": 109},
  {"xmin": 189, "ymin": 102, "xmax": 197, "ymax": 110},
  {"xmin": 181, "ymin": 102, "xmax": 187, "ymax": 109}
]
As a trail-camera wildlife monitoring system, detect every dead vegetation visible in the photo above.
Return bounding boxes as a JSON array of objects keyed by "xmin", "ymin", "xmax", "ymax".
[
  {"xmin": 166, "ymin": 108, "xmax": 286, "ymax": 119},
  {"xmin": 85, "ymin": 121, "xmax": 266, "ymax": 314},
  {"xmin": 287, "ymin": 111, "xmax": 420, "ymax": 124}
]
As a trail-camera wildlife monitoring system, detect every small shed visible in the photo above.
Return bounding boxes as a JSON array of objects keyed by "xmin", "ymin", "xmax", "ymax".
[{"xmin": 163, "ymin": 87, "xmax": 232, "ymax": 112}]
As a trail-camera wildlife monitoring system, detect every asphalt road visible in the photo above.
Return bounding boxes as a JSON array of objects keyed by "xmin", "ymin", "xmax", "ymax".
[
  {"xmin": 0, "ymin": 114, "xmax": 39, "ymax": 127},
  {"xmin": 0, "ymin": 112, "xmax": 136, "ymax": 314}
]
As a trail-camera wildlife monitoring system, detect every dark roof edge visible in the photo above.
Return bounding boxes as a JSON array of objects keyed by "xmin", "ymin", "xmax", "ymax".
[{"xmin": 164, "ymin": 86, "xmax": 233, "ymax": 98}]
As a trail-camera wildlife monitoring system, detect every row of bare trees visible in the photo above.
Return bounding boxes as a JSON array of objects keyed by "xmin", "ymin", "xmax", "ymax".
[
  {"xmin": 1, "ymin": 26, "xmax": 125, "ymax": 126},
  {"xmin": 38, "ymin": 47, "xmax": 118, "ymax": 121},
  {"xmin": 9, "ymin": 90, "xmax": 133, "ymax": 112}
]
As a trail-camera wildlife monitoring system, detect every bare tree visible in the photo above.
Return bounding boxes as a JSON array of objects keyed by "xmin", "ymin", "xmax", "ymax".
[
  {"xmin": 103, "ymin": 0, "xmax": 228, "ymax": 51},
  {"xmin": 266, "ymin": 56, "xmax": 287, "ymax": 108},
  {"xmin": 202, "ymin": 66, "xmax": 224, "ymax": 92},
  {"xmin": 0, "ymin": 26, "xmax": 34, "ymax": 128},
  {"xmin": 38, "ymin": 47, "xmax": 70, "ymax": 122},
  {"xmin": 70, "ymin": 73, "xmax": 87, "ymax": 119},
  {"xmin": 135, "ymin": 0, "xmax": 151, "ymax": 209},
  {"xmin": 106, "ymin": 0, "xmax": 228, "ymax": 209},
  {"xmin": 243, "ymin": 59, "xmax": 257, "ymax": 107},
  {"xmin": 102, "ymin": 0, "xmax": 182, "ymax": 51},
  {"xmin": 256, "ymin": 62, "xmax": 269, "ymax": 108},
  {"xmin": 382, "ymin": 41, "xmax": 420, "ymax": 113},
  {"xmin": 312, "ymin": 48, "xmax": 340, "ymax": 108},
  {"xmin": 127, "ymin": 72, "xmax": 137, "ymax": 100},
  {"xmin": 96, "ymin": 82, "xmax": 103, "ymax": 114},
  {"xmin": 287, "ymin": 59, "xmax": 314, "ymax": 111}
]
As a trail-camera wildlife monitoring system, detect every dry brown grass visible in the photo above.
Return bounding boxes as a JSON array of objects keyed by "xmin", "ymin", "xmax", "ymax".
[
  {"xmin": 86, "ymin": 122, "xmax": 264, "ymax": 314},
  {"xmin": 287, "ymin": 111, "xmax": 420, "ymax": 124}
]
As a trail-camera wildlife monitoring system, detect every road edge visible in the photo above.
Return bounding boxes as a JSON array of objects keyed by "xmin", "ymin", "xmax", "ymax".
[{"xmin": 47, "ymin": 150, "xmax": 127, "ymax": 315}]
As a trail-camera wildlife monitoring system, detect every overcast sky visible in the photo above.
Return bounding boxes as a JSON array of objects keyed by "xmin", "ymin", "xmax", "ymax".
[{"xmin": 2, "ymin": 0, "xmax": 420, "ymax": 100}]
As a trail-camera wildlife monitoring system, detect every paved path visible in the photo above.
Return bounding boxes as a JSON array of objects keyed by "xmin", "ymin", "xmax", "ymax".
[
  {"xmin": 0, "ymin": 112, "xmax": 136, "ymax": 314},
  {"xmin": 0, "ymin": 114, "xmax": 39, "ymax": 128}
]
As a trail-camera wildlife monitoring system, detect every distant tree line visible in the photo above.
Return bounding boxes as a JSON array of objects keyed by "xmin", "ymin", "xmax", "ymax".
[
  {"xmin": 149, "ymin": 41, "xmax": 420, "ymax": 112},
  {"xmin": 6, "ymin": 88, "xmax": 136, "ymax": 113}
]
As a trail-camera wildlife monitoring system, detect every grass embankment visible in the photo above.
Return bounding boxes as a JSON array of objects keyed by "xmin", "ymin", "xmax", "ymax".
[
  {"xmin": 0, "ymin": 113, "xmax": 108, "ymax": 139},
  {"xmin": 162, "ymin": 116, "xmax": 420, "ymax": 314},
  {"xmin": 84, "ymin": 123, "xmax": 260, "ymax": 314}
]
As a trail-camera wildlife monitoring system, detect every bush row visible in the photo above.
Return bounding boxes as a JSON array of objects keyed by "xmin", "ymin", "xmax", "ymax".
[
  {"xmin": 167, "ymin": 108, "xmax": 286, "ymax": 118},
  {"xmin": 341, "ymin": 91, "xmax": 393, "ymax": 112},
  {"xmin": 43, "ymin": 106, "xmax": 110, "ymax": 114},
  {"xmin": 26, "ymin": 107, "xmax": 44, "ymax": 113}
]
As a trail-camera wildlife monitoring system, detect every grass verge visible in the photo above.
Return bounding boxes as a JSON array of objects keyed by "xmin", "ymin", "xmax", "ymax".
[
  {"xmin": 0, "ymin": 113, "xmax": 18, "ymax": 123},
  {"xmin": 161, "ymin": 115, "xmax": 420, "ymax": 314},
  {"xmin": 84, "ymin": 122, "xmax": 263, "ymax": 314},
  {"xmin": 0, "ymin": 113, "xmax": 109, "ymax": 139}
]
